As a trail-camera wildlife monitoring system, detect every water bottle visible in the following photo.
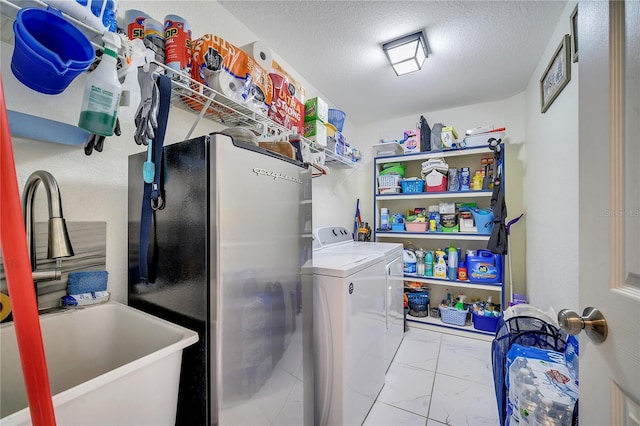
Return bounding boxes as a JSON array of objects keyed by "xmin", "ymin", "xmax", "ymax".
[
  {"xmin": 519, "ymin": 384, "xmax": 541, "ymax": 425},
  {"xmin": 381, "ymin": 208, "xmax": 390, "ymax": 230}
]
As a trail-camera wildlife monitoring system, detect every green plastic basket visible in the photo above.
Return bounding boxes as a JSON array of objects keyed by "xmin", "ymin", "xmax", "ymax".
[{"xmin": 379, "ymin": 164, "xmax": 406, "ymax": 177}]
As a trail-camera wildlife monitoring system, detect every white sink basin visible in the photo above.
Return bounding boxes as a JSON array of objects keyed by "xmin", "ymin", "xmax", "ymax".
[{"xmin": 0, "ymin": 302, "xmax": 198, "ymax": 425}]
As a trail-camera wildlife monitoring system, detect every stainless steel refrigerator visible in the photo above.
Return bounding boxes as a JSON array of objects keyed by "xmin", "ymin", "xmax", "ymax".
[{"xmin": 128, "ymin": 134, "xmax": 313, "ymax": 425}]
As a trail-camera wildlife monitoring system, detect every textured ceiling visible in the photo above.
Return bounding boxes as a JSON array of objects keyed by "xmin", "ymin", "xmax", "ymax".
[{"xmin": 218, "ymin": 0, "xmax": 567, "ymax": 124}]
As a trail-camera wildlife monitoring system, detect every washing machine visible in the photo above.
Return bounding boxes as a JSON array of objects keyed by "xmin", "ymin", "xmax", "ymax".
[
  {"xmin": 313, "ymin": 226, "xmax": 405, "ymax": 372},
  {"xmin": 304, "ymin": 227, "xmax": 404, "ymax": 426}
]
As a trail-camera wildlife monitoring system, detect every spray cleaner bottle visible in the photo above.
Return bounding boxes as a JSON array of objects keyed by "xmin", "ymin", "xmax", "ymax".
[
  {"xmin": 434, "ymin": 250, "xmax": 447, "ymax": 278},
  {"xmin": 79, "ymin": 32, "xmax": 122, "ymax": 136}
]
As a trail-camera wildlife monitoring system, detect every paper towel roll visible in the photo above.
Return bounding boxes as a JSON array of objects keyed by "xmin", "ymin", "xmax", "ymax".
[
  {"xmin": 208, "ymin": 71, "xmax": 249, "ymax": 104},
  {"xmin": 240, "ymin": 40, "xmax": 272, "ymax": 71}
]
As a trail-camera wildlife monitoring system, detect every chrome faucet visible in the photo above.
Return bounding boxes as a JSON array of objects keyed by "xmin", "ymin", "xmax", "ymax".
[{"xmin": 21, "ymin": 170, "xmax": 74, "ymax": 286}]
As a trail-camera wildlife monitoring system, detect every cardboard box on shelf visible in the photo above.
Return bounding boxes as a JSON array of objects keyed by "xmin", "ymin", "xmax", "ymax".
[
  {"xmin": 401, "ymin": 129, "xmax": 420, "ymax": 154},
  {"xmin": 441, "ymin": 126, "xmax": 458, "ymax": 148}
]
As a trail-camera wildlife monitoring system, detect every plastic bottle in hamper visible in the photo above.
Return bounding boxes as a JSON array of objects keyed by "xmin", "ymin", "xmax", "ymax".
[{"xmin": 79, "ymin": 32, "xmax": 122, "ymax": 136}]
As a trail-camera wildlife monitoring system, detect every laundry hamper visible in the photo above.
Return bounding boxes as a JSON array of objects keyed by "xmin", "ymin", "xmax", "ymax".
[
  {"xmin": 491, "ymin": 315, "xmax": 567, "ymax": 426},
  {"xmin": 407, "ymin": 291, "xmax": 429, "ymax": 317}
]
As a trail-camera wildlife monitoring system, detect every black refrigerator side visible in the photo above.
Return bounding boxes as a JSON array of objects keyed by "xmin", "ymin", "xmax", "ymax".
[{"xmin": 128, "ymin": 136, "xmax": 210, "ymax": 425}]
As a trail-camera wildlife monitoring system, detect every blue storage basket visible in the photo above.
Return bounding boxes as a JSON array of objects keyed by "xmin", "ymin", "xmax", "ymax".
[
  {"xmin": 440, "ymin": 307, "xmax": 469, "ymax": 326},
  {"xmin": 401, "ymin": 179, "xmax": 425, "ymax": 194},
  {"xmin": 328, "ymin": 109, "xmax": 346, "ymax": 132},
  {"xmin": 472, "ymin": 311, "xmax": 501, "ymax": 333},
  {"xmin": 391, "ymin": 223, "xmax": 405, "ymax": 231},
  {"xmin": 407, "ymin": 291, "xmax": 429, "ymax": 312}
]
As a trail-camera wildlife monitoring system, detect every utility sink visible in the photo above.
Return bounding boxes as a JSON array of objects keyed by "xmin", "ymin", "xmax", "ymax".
[{"xmin": 0, "ymin": 302, "xmax": 198, "ymax": 425}]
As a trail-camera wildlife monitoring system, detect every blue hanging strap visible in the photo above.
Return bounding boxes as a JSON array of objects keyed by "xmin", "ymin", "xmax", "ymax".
[{"xmin": 138, "ymin": 74, "xmax": 172, "ymax": 285}]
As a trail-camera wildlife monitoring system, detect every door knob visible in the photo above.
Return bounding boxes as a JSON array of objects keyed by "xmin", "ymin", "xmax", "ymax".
[{"xmin": 557, "ymin": 307, "xmax": 608, "ymax": 344}]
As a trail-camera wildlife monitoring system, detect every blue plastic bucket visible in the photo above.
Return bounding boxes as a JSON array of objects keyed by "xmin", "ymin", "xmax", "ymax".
[{"xmin": 11, "ymin": 7, "xmax": 95, "ymax": 95}]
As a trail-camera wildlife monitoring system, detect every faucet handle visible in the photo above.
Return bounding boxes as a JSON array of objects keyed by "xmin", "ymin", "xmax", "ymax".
[{"xmin": 32, "ymin": 269, "xmax": 62, "ymax": 282}]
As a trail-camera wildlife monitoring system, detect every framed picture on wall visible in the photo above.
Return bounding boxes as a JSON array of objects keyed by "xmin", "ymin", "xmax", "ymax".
[
  {"xmin": 570, "ymin": 4, "xmax": 578, "ymax": 62},
  {"xmin": 540, "ymin": 34, "xmax": 572, "ymax": 113}
]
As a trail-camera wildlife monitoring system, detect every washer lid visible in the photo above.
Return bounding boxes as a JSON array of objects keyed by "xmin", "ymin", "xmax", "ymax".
[
  {"xmin": 310, "ymin": 251, "xmax": 383, "ymax": 277},
  {"xmin": 320, "ymin": 241, "xmax": 403, "ymax": 262}
]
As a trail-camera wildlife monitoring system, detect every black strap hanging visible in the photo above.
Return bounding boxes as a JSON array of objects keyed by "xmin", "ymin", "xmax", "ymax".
[{"xmin": 137, "ymin": 74, "xmax": 171, "ymax": 287}]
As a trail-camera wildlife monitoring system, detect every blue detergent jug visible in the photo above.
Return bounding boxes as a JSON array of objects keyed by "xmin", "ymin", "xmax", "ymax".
[{"xmin": 466, "ymin": 250, "xmax": 502, "ymax": 284}]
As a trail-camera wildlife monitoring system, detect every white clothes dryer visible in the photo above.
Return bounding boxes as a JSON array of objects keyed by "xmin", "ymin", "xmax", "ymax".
[
  {"xmin": 312, "ymin": 227, "xmax": 405, "ymax": 372},
  {"xmin": 304, "ymin": 227, "xmax": 404, "ymax": 426}
]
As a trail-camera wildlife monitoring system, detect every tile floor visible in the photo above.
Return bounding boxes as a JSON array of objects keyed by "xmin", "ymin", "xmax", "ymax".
[{"xmin": 363, "ymin": 327, "xmax": 500, "ymax": 426}]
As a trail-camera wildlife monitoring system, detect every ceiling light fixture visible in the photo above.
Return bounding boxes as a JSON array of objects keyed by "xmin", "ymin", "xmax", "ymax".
[{"xmin": 382, "ymin": 31, "xmax": 428, "ymax": 76}]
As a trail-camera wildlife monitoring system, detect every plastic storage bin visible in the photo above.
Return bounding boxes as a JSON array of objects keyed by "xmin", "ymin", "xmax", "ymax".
[
  {"xmin": 391, "ymin": 223, "xmax": 405, "ymax": 231},
  {"xmin": 472, "ymin": 311, "xmax": 501, "ymax": 332},
  {"xmin": 440, "ymin": 307, "xmax": 469, "ymax": 326},
  {"xmin": 404, "ymin": 222, "xmax": 427, "ymax": 232},
  {"xmin": 380, "ymin": 163, "xmax": 406, "ymax": 176},
  {"xmin": 378, "ymin": 186, "xmax": 400, "ymax": 194},
  {"xmin": 426, "ymin": 176, "xmax": 448, "ymax": 192},
  {"xmin": 463, "ymin": 131, "xmax": 505, "ymax": 148},
  {"xmin": 378, "ymin": 174, "xmax": 401, "ymax": 188},
  {"xmin": 401, "ymin": 179, "xmax": 425, "ymax": 193}
]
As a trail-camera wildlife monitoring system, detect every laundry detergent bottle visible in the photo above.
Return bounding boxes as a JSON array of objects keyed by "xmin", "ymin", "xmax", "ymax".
[{"xmin": 79, "ymin": 31, "xmax": 122, "ymax": 136}]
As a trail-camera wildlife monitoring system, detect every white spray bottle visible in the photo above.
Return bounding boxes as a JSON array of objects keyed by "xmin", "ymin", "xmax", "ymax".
[{"xmin": 79, "ymin": 31, "xmax": 122, "ymax": 136}]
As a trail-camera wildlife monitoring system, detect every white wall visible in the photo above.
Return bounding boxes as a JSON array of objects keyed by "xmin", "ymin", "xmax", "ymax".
[
  {"xmin": 2, "ymin": 0, "xmax": 351, "ymax": 304},
  {"xmin": 522, "ymin": 1, "xmax": 579, "ymax": 313},
  {"xmin": 3, "ymin": 0, "xmax": 578, "ymax": 314},
  {"xmin": 352, "ymin": 95, "xmax": 527, "ymax": 298}
]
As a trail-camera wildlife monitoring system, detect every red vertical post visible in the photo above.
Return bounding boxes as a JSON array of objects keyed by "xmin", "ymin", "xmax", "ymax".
[{"xmin": 0, "ymin": 75, "xmax": 57, "ymax": 424}]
